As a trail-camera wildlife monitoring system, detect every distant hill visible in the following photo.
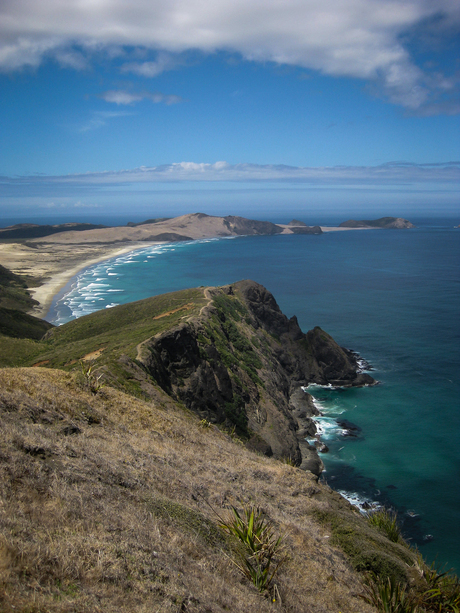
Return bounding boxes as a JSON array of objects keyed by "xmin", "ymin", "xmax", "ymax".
[
  {"xmin": 0, "ymin": 306, "xmax": 53, "ymax": 339},
  {"xmin": 1, "ymin": 213, "xmax": 285, "ymax": 246},
  {"xmin": 0, "ymin": 263, "xmax": 37, "ymax": 311},
  {"xmin": 126, "ymin": 217, "xmax": 172, "ymax": 226},
  {"xmin": 288, "ymin": 219, "xmax": 308, "ymax": 226},
  {"xmin": 339, "ymin": 217, "xmax": 415, "ymax": 229},
  {"xmin": 0, "ymin": 222, "xmax": 108, "ymax": 240}
]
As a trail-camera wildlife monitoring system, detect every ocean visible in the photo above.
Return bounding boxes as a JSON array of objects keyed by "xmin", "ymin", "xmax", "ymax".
[{"xmin": 48, "ymin": 218, "xmax": 460, "ymax": 572}]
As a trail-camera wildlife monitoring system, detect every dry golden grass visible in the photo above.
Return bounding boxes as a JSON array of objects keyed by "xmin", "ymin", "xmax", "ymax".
[{"xmin": 0, "ymin": 367, "xmax": 377, "ymax": 613}]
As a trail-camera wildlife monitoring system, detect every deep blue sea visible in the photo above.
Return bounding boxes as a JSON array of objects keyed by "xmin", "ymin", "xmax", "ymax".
[{"xmin": 48, "ymin": 219, "xmax": 460, "ymax": 572}]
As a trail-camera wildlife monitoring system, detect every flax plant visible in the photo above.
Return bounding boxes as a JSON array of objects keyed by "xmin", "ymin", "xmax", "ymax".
[{"xmin": 219, "ymin": 505, "xmax": 286, "ymax": 593}]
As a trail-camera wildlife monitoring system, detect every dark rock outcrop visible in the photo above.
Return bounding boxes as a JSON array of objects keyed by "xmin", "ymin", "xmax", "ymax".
[
  {"xmin": 222, "ymin": 215, "xmax": 283, "ymax": 235},
  {"xmin": 137, "ymin": 280, "xmax": 375, "ymax": 477},
  {"xmin": 288, "ymin": 219, "xmax": 308, "ymax": 226},
  {"xmin": 289, "ymin": 225, "xmax": 323, "ymax": 235}
]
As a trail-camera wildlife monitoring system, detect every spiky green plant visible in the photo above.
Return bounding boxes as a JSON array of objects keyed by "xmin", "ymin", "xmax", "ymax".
[
  {"xmin": 79, "ymin": 360, "xmax": 105, "ymax": 393},
  {"xmin": 280, "ymin": 455, "xmax": 296, "ymax": 467},
  {"xmin": 219, "ymin": 505, "xmax": 286, "ymax": 593},
  {"xmin": 362, "ymin": 555, "xmax": 460, "ymax": 613},
  {"xmin": 415, "ymin": 557, "xmax": 460, "ymax": 612},
  {"xmin": 361, "ymin": 575, "xmax": 417, "ymax": 613}
]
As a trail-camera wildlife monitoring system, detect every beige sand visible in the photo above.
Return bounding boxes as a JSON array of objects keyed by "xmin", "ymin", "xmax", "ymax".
[
  {"xmin": 0, "ymin": 241, "xmax": 159, "ymax": 318},
  {"xmin": 319, "ymin": 226, "xmax": 373, "ymax": 232}
]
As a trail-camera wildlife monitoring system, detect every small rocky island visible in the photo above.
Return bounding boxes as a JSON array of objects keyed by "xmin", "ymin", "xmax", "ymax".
[{"xmin": 339, "ymin": 216, "xmax": 415, "ymax": 229}]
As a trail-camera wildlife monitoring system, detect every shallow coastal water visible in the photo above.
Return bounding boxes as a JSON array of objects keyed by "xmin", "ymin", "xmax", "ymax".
[{"xmin": 50, "ymin": 220, "xmax": 460, "ymax": 572}]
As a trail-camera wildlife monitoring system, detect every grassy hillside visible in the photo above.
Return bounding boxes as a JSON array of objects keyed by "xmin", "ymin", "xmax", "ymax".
[
  {"xmin": 0, "ymin": 367, "xmax": 381, "ymax": 612},
  {"xmin": 39, "ymin": 287, "xmax": 208, "ymax": 364},
  {"xmin": 0, "ymin": 307, "xmax": 53, "ymax": 340},
  {"xmin": 2, "ymin": 368, "xmax": 457, "ymax": 613},
  {"xmin": 0, "ymin": 264, "xmax": 53, "ymax": 356},
  {"xmin": 0, "ymin": 264, "xmax": 39, "ymax": 312},
  {"xmin": 0, "ymin": 288, "xmax": 206, "ymax": 368}
]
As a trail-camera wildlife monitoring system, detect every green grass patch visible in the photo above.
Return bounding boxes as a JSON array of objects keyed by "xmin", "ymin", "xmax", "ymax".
[
  {"xmin": 313, "ymin": 509, "xmax": 416, "ymax": 584},
  {"xmin": 0, "ymin": 335, "xmax": 48, "ymax": 367},
  {"xmin": 146, "ymin": 497, "xmax": 225, "ymax": 549},
  {"xmin": 19, "ymin": 289, "xmax": 207, "ymax": 371},
  {"xmin": 366, "ymin": 508, "xmax": 403, "ymax": 544},
  {"xmin": 212, "ymin": 292, "xmax": 248, "ymax": 322}
]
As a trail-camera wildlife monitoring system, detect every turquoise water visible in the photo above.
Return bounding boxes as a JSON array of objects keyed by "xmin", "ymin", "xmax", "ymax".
[{"xmin": 49, "ymin": 222, "xmax": 460, "ymax": 572}]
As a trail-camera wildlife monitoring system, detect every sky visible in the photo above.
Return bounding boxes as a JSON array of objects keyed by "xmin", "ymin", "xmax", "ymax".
[{"xmin": 0, "ymin": 0, "xmax": 459, "ymax": 224}]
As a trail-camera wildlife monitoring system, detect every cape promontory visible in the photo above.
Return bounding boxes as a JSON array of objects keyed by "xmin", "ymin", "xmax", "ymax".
[{"xmin": 1, "ymin": 273, "xmax": 374, "ymax": 474}]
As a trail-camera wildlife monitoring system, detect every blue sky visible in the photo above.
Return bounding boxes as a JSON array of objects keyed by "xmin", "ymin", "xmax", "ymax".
[{"xmin": 0, "ymin": 0, "xmax": 459, "ymax": 223}]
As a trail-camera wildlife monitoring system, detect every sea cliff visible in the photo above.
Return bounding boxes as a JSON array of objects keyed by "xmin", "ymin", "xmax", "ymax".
[{"xmin": 136, "ymin": 280, "xmax": 374, "ymax": 473}]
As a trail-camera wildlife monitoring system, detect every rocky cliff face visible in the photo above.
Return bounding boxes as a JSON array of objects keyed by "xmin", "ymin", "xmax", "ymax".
[{"xmin": 137, "ymin": 280, "xmax": 374, "ymax": 475}]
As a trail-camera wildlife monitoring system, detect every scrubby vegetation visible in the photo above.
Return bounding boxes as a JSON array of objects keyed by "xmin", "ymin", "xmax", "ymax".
[
  {"xmin": 362, "ymin": 560, "xmax": 460, "ymax": 612},
  {"xmin": 313, "ymin": 507, "xmax": 417, "ymax": 585},
  {"xmin": 366, "ymin": 508, "xmax": 403, "ymax": 544}
]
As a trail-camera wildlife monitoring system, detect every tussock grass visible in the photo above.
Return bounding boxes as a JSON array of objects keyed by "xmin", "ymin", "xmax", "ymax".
[
  {"xmin": 0, "ymin": 367, "xmax": 377, "ymax": 613},
  {"xmin": 361, "ymin": 563, "xmax": 460, "ymax": 613},
  {"xmin": 366, "ymin": 508, "xmax": 403, "ymax": 544}
]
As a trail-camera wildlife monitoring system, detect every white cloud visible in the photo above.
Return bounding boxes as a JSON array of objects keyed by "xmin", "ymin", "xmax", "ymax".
[
  {"xmin": 121, "ymin": 52, "xmax": 181, "ymax": 77},
  {"xmin": 78, "ymin": 110, "xmax": 133, "ymax": 132},
  {"xmin": 99, "ymin": 89, "xmax": 182, "ymax": 105},
  {"xmin": 100, "ymin": 90, "xmax": 144, "ymax": 105},
  {"xmin": 0, "ymin": 1, "xmax": 459, "ymax": 111}
]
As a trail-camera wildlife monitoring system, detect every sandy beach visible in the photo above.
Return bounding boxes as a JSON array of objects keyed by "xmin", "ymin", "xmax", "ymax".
[{"xmin": 0, "ymin": 241, "xmax": 159, "ymax": 319}]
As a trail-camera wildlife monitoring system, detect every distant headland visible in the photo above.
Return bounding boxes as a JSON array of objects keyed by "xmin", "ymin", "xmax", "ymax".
[{"xmin": 0, "ymin": 212, "xmax": 415, "ymax": 318}]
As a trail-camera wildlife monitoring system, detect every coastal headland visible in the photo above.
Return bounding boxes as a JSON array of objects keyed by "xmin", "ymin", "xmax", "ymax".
[
  {"xmin": 0, "ymin": 213, "xmax": 412, "ymax": 318},
  {"xmin": 2, "ymin": 220, "xmax": 458, "ymax": 611}
]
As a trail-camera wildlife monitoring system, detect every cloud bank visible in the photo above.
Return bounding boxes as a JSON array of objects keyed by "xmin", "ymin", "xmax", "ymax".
[
  {"xmin": 2, "ymin": 162, "xmax": 459, "ymax": 187},
  {"xmin": 0, "ymin": 0, "xmax": 459, "ymax": 112}
]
